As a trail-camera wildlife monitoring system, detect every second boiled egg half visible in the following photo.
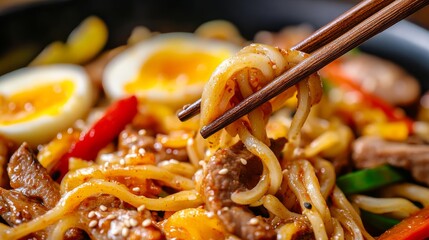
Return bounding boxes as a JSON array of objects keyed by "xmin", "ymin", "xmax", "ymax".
[{"xmin": 103, "ymin": 33, "xmax": 239, "ymax": 107}]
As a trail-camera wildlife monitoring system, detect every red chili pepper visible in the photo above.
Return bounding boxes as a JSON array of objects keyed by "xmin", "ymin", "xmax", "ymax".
[
  {"xmin": 51, "ymin": 95, "xmax": 138, "ymax": 181},
  {"xmin": 378, "ymin": 206, "xmax": 429, "ymax": 240},
  {"xmin": 322, "ymin": 62, "xmax": 413, "ymax": 132}
]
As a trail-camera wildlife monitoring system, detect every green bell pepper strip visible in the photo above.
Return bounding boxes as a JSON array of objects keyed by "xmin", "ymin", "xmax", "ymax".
[
  {"xmin": 336, "ymin": 165, "xmax": 408, "ymax": 195},
  {"xmin": 361, "ymin": 210, "xmax": 400, "ymax": 233}
]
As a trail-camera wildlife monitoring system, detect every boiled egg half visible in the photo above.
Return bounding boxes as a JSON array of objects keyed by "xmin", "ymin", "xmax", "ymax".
[
  {"xmin": 0, "ymin": 64, "xmax": 94, "ymax": 146},
  {"xmin": 103, "ymin": 33, "xmax": 239, "ymax": 107}
]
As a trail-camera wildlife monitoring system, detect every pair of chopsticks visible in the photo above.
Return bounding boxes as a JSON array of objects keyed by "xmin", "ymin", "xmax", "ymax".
[{"xmin": 178, "ymin": 0, "xmax": 429, "ymax": 139}]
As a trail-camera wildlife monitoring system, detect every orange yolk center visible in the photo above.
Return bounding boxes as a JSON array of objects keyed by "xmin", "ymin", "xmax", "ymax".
[
  {"xmin": 125, "ymin": 45, "xmax": 230, "ymax": 93},
  {"xmin": 0, "ymin": 80, "xmax": 75, "ymax": 125}
]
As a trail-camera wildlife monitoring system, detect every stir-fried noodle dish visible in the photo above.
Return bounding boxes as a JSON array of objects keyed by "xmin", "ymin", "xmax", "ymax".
[{"xmin": 1, "ymin": 17, "xmax": 429, "ymax": 240}]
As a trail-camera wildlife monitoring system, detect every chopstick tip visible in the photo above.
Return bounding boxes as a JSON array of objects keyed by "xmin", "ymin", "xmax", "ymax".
[{"xmin": 177, "ymin": 99, "xmax": 202, "ymax": 122}]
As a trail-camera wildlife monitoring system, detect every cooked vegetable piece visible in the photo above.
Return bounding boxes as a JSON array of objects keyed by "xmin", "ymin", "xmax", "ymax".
[
  {"xmin": 336, "ymin": 165, "xmax": 408, "ymax": 195},
  {"xmin": 360, "ymin": 210, "xmax": 400, "ymax": 234},
  {"xmin": 322, "ymin": 62, "xmax": 413, "ymax": 132},
  {"xmin": 51, "ymin": 95, "xmax": 138, "ymax": 180},
  {"xmin": 378, "ymin": 206, "xmax": 429, "ymax": 240},
  {"xmin": 30, "ymin": 16, "xmax": 107, "ymax": 65}
]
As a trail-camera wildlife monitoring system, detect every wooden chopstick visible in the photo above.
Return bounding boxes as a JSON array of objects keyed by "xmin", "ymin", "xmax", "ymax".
[
  {"xmin": 177, "ymin": 0, "xmax": 393, "ymax": 122},
  {"xmin": 182, "ymin": 0, "xmax": 429, "ymax": 139}
]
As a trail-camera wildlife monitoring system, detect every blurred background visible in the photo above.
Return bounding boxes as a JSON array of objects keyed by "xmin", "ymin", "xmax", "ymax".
[
  {"xmin": 0, "ymin": 0, "xmax": 428, "ymax": 78},
  {"xmin": 1, "ymin": 0, "xmax": 429, "ymax": 26},
  {"xmin": 1, "ymin": 0, "xmax": 428, "ymax": 28}
]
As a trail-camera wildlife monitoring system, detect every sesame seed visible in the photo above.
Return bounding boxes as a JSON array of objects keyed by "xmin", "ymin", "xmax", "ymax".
[
  {"xmin": 272, "ymin": 64, "xmax": 277, "ymax": 70},
  {"xmin": 94, "ymin": 211, "xmax": 101, "ymax": 218},
  {"xmin": 129, "ymin": 136, "xmax": 138, "ymax": 142},
  {"xmin": 132, "ymin": 187, "xmax": 140, "ymax": 192},
  {"xmin": 111, "ymin": 227, "xmax": 121, "ymax": 235},
  {"xmin": 207, "ymin": 212, "xmax": 214, "ymax": 218},
  {"xmin": 124, "ymin": 219, "xmax": 131, "ymax": 228},
  {"xmin": 198, "ymin": 160, "xmax": 205, "ymax": 166},
  {"xmin": 137, "ymin": 205, "xmax": 146, "ymax": 212},
  {"xmin": 129, "ymin": 218, "xmax": 138, "ymax": 227},
  {"xmin": 218, "ymin": 168, "xmax": 228, "ymax": 175},
  {"xmin": 121, "ymin": 227, "xmax": 129, "ymax": 237},
  {"xmin": 100, "ymin": 205, "xmax": 107, "ymax": 211},
  {"xmin": 106, "ymin": 214, "xmax": 116, "ymax": 220},
  {"xmin": 240, "ymin": 158, "xmax": 247, "ymax": 165},
  {"xmin": 119, "ymin": 159, "xmax": 125, "ymax": 165},
  {"xmin": 142, "ymin": 219, "xmax": 152, "ymax": 227},
  {"xmin": 249, "ymin": 217, "xmax": 259, "ymax": 225},
  {"xmin": 88, "ymin": 211, "xmax": 96, "ymax": 218},
  {"xmin": 89, "ymin": 220, "xmax": 98, "ymax": 228}
]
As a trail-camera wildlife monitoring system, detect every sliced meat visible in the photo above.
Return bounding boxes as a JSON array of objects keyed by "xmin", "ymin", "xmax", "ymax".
[
  {"xmin": 352, "ymin": 136, "xmax": 429, "ymax": 185},
  {"xmin": 77, "ymin": 195, "xmax": 164, "ymax": 240},
  {"xmin": 340, "ymin": 53, "xmax": 420, "ymax": 106},
  {"xmin": 0, "ymin": 187, "xmax": 84, "ymax": 240},
  {"xmin": 0, "ymin": 188, "xmax": 47, "ymax": 226},
  {"xmin": 0, "ymin": 138, "xmax": 10, "ymax": 188},
  {"xmin": 7, "ymin": 143, "xmax": 60, "ymax": 208},
  {"xmin": 119, "ymin": 127, "xmax": 188, "ymax": 163},
  {"xmin": 1, "ymin": 143, "xmax": 67, "ymax": 239},
  {"xmin": 77, "ymin": 195, "xmax": 125, "ymax": 211},
  {"xmin": 119, "ymin": 127, "xmax": 157, "ymax": 153},
  {"xmin": 0, "ymin": 188, "xmax": 48, "ymax": 239},
  {"xmin": 64, "ymin": 228, "xmax": 88, "ymax": 240},
  {"xmin": 202, "ymin": 139, "xmax": 286, "ymax": 240}
]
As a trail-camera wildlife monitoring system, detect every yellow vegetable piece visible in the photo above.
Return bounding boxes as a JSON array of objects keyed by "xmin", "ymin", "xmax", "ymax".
[
  {"xmin": 30, "ymin": 16, "xmax": 108, "ymax": 65},
  {"xmin": 362, "ymin": 121, "xmax": 409, "ymax": 141},
  {"xmin": 37, "ymin": 130, "xmax": 80, "ymax": 172},
  {"xmin": 156, "ymin": 131, "xmax": 192, "ymax": 149},
  {"xmin": 69, "ymin": 157, "xmax": 94, "ymax": 171},
  {"xmin": 163, "ymin": 208, "xmax": 226, "ymax": 240},
  {"xmin": 29, "ymin": 42, "xmax": 68, "ymax": 66},
  {"xmin": 67, "ymin": 16, "xmax": 108, "ymax": 63}
]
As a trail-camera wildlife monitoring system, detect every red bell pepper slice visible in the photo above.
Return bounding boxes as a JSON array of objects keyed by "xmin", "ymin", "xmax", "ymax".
[
  {"xmin": 378, "ymin": 206, "xmax": 429, "ymax": 240},
  {"xmin": 321, "ymin": 62, "xmax": 413, "ymax": 132},
  {"xmin": 51, "ymin": 95, "xmax": 138, "ymax": 181}
]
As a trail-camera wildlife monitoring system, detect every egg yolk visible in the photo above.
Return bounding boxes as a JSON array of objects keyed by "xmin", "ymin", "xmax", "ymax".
[
  {"xmin": 125, "ymin": 44, "xmax": 231, "ymax": 93},
  {"xmin": 0, "ymin": 80, "xmax": 74, "ymax": 125}
]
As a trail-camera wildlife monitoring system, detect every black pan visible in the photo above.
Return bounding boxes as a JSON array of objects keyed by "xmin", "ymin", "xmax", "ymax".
[{"xmin": 1, "ymin": 0, "xmax": 429, "ymax": 91}]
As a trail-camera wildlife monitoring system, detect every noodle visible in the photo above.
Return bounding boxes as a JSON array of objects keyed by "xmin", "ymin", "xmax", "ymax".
[
  {"xmin": 200, "ymin": 43, "xmax": 322, "ymax": 205},
  {"xmin": 350, "ymin": 195, "xmax": 420, "ymax": 219},
  {"xmin": 60, "ymin": 164, "xmax": 195, "ymax": 193},
  {"xmin": 48, "ymin": 214, "xmax": 82, "ymax": 240},
  {"xmin": 331, "ymin": 187, "xmax": 374, "ymax": 240},
  {"xmin": 380, "ymin": 183, "xmax": 429, "ymax": 207},
  {"xmin": 157, "ymin": 159, "xmax": 197, "ymax": 178},
  {"xmin": 260, "ymin": 194, "xmax": 301, "ymax": 220}
]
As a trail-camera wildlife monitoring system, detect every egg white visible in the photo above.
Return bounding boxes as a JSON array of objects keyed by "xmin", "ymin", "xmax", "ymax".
[
  {"xmin": 103, "ymin": 32, "xmax": 239, "ymax": 107},
  {"xmin": 0, "ymin": 64, "xmax": 94, "ymax": 146}
]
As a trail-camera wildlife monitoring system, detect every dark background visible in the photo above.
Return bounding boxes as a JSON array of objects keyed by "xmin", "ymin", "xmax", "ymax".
[{"xmin": 0, "ymin": 0, "xmax": 429, "ymax": 91}]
